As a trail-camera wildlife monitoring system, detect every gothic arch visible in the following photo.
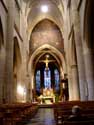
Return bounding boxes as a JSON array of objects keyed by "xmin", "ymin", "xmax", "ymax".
[
  {"xmin": 29, "ymin": 44, "xmax": 65, "ymax": 69},
  {"xmin": 29, "ymin": 18, "xmax": 64, "ymax": 55},
  {"xmin": 84, "ymin": 0, "xmax": 94, "ymax": 49},
  {"xmin": 26, "ymin": 0, "xmax": 64, "ymax": 40},
  {"xmin": 33, "ymin": 51, "xmax": 61, "ymax": 71},
  {"xmin": 28, "ymin": 17, "xmax": 64, "ymax": 41},
  {"xmin": 28, "ymin": 44, "xmax": 66, "ymax": 89},
  {"xmin": 83, "ymin": 0, "xmax": 94, "ymax": 100}
]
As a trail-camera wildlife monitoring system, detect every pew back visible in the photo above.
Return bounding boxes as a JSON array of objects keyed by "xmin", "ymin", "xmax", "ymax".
[
  {"xmin": 63, "ymin": 120, "xmax": 94, "ymax": 125},
  {"xmin": 53, "ymin": 101, "xmax": 94, "ymax": 124}
]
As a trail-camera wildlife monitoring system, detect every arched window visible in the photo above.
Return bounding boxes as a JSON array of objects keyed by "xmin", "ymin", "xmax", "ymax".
[
  {"xmin": 54, "ymin": 69, "xmax": 60, "ymax": 91},
  {"xmin": 35, "ymin": 70, "xmax": 41, "ymax": 92},
  {"xmin": 44, "ymin": 68, "xmax": 51, "ymax": 88}
]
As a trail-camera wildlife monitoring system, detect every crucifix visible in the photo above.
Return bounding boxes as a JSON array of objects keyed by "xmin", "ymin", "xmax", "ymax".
[
  {"xmin": 39, "ymin": 56, "xmax": 55, "ymax": 71},
  {"xmin": 39, "ymin": 55, "xmax": 55, "ymax": 89}
]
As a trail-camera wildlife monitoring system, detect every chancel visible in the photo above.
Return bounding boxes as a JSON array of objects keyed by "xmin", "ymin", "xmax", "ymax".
[
  {"xmin": 36, "ymin": 54, "xmax": 58, "ymax": 104},
  {"xmin": 0, "ymin": 0, "xmax": 94, "ymax": 125}
]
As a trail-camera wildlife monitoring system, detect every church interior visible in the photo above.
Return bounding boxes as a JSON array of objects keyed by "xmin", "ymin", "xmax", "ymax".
[{"xmin": 0, "ymin": 0, "xmax": 94, "ymax": 125}]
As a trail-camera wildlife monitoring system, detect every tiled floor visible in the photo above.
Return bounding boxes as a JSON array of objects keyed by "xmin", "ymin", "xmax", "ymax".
[{"xmin": 26, "ymin": 108, "xmax": 56, "ymax": 125}]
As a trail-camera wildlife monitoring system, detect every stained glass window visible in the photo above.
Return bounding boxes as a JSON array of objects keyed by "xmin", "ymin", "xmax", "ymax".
[
  {"xmin": 44, "ymin": 68, "xmax": 51, "ymax": 88},
  {"xmin": 36, "ymin": 70, "xmax": 41, "ymax": 92},
  {"xmin": 54, "ymin": 69, "xmax": 60, "ymax": 91}
]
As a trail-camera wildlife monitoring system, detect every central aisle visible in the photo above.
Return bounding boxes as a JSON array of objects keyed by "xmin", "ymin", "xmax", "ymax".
[{"xmin": 27, "ymin": 108, "xmax": 56, "ymax": 125}]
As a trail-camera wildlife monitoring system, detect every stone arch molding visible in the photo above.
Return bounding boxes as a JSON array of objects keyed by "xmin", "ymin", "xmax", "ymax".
[
  {"xmin": 26, "ymin": 1, "xmax": 64, "ymax": 40},
  {"xmin": 28, "ymin": 44, "xmax": 66, "ymax": 76},
  {"xmin": 28, "ymin": 17, "xmax": 64, "ymax": 41},
  {"xmin": 33, "ymin": 51, "xmax": 61, "ymax": 71},
  {"xmin": 84, "ymin": 0, "xmax": 94, "ymax": 47}
]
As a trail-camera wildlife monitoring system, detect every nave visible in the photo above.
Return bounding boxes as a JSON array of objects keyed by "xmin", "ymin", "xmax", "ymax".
[{"xmin": 23, "ymin": 108, "xmax": 56, "ymax": 125}]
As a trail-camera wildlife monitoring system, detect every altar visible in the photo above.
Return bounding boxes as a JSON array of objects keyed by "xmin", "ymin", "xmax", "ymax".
[
  {"xmin": 42, "ymin": 96, "xmax": 55, "ymax": 104},
  {"xmin": 39, "ymin": 88, "xmax": 55, "ymax": 104}
]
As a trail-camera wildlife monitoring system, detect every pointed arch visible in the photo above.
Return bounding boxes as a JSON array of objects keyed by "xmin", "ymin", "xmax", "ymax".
[
  {"xmin": 84, "ymin": 0, "xmax": 94, "ymax": 49},
  {"xmin": 28, "ymin": 17, "xmax": 64, "ymax": 41},
  {"xmin": 28, "ymin": 44, "xmax": 66, "ymax": 76}
]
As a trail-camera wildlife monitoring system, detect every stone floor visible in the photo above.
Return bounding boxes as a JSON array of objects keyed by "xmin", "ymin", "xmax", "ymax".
[{"xmin": 26, "ymin": 108, "xmax": 56, "ymax": 125}]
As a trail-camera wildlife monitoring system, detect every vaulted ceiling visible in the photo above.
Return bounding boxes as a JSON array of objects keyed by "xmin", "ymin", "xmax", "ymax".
[
  {"xmin": 23, "ymin": 0, "xmax": 64, "ymax": 37},
  {"xmin": 23, "ymin": 0, "xmax": 65, "ymax": 70},
  {"xmin": 30, "ymin": 19, "xmax": 64, "ymax": 53}
]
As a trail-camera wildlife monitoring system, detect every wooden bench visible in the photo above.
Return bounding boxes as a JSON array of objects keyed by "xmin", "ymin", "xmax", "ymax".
[
  {"xmin": 53, "ymin": 101, "xmax": 94, "ymax": 125},
  {"xmin": 0, "ymin": 102, "xmax": 39, "ymax": 125},
  {"xmin": 63, "ymin": 120, "xmax": 94, "ymax": 125}
]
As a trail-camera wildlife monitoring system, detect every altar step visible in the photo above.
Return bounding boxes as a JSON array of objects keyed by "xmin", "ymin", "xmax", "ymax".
[{"xmin": 38, "ymin": 103, "xmax": 53, "ymax": 108}]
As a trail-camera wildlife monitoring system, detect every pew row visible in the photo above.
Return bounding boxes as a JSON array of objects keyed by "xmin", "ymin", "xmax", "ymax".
[
  {"xmin": 0, "ymin": 102, "xmax": 39, "ymax": 125},
  {"xmin": 53, "ymin": 101, "xmax": 94, "ymax": 125},
  {"xmin": 63, "ymin": 120, "xmax": 94, "ymax": 125}
]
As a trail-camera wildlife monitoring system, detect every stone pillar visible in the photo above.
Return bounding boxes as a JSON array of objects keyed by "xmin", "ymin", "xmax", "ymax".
[
  {"xmin": 71, "ymin": 0, "xmax": 87, "ymax": 100},
  {"xmin": 83, "ymin": 47, "xmax": 94, "ymax": 100},
  {"xmin": 68, "ymin": 71, "xmax": 73, "ymax": 100},
  {"xmin": 26, "ymin": 76, "xmax": 31, "ymax": 102},
  {"xmin": 5, "ymin": 0, "xmax": 15, "ymax": 103},
  {"xmin": 65, "ymin": 44, "xmax": 73, "ymax": 101},
  {"xmin": 13, "ymin": 74, "xmax": 17, "ymax": 102},
  {"xmin": 25, "ymin": 74, "xmax": 29, "ymax": 102},
  {"xmin": 30, "ymin": 69, "xmax": 35, "ymax": 101},
  {"xmin": 0, "ymin": 47, "xmax": 5, "ymax": 103},
  {"xmin": 71, "ymin": 64, "xmax": 80, "ymax": 100},
  {"xmin": 62, "ymin": 4, "xmax": 74, "ymax": 101},
  {"xmin": 67, "ymin": 40, "xmax": 74, "ymax": 101},
  {"xmin": 71, "ymin": 36, "xmax": 80, "ymax": 100},
  {"xmin": 65, "ymin": 41, "xmax": 74, "ymax": 101}
]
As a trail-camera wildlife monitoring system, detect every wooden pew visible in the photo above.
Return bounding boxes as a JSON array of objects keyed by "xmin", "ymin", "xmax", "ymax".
[
  {"xmin": 53, "ymin": 101, "xmax": 94, "ymax": 125},
  {"xmin": 0, "ymin": 106, "xmax": 4, "ymax": 125},
  {"xmin": 0, "ymin": 102, "xmax": 39, "ymax": 125},
  {"xmin": 63, "ymin": 120, "xmax": 94, "ymax": 125}
]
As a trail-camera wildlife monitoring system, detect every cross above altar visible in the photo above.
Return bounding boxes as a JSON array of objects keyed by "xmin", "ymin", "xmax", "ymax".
[{"xmin": 39, "ymin": 55, "xmax": 55, "ymax": 70}]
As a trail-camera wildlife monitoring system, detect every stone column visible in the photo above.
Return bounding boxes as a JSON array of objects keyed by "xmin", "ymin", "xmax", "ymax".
[
  {"xmin": 71, "ymin": 64, "xmax": 80, "ymax": 100},
  {"xmin": 26, "ymin": 77, "xmax": 31, "ymax": 102},
  {"xmin": 63, "ymin": 4, "xmax": 74, "ymax": 101},
  {"xmin": 0, "ymin": 47, "xmax": 5, "ymax": 103},
  {"xmin": 30, "ymin": 69, "xmax": 35, "ymax": 101},
  {"xmin": 71, "ymin": 0, "xmax": 87, "ymax": 100},
  {"xmin": 25, "ymin": 74, "xmax": 29, "ymax": 102},
  {"xmin": 13, "ymin": 74, "xmax": 17, "ymax": 102},
  {"xmin": 5, "ymin": 0, "xmax": 15, "ymax": 103},
  {"xmin": 71, "ymin": 36, "xmax": 80, "ymax": 100},
  {"xmin": 68, "ymin": 70, "xmax": 73, "ymax": 100},
  {"xmin": 67, "ymin": 38, "xmax": 75, "ymax": 101},
  {"xmin": 83, "ymin": 46, "xmax": 94, "ymax": 100}
]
